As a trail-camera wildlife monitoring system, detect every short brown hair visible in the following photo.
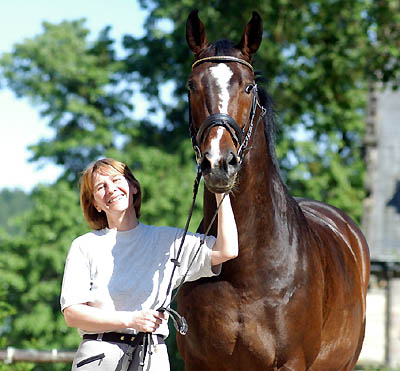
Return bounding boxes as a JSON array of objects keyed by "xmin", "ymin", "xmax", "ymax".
[{"xmin": 80, "ymin": 158, "xmax": 142, "ymax": 230}]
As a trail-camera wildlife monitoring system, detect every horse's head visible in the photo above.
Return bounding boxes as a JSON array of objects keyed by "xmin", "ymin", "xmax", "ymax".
[{"xmin": 186, "ymin": 10, "xmax": 263, "ymax": 193}]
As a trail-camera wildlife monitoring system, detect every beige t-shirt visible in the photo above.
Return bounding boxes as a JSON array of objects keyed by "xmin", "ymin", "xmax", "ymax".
[{"xmin": 60, "ymin": 223, "xmax": 218, "ymax": 337}]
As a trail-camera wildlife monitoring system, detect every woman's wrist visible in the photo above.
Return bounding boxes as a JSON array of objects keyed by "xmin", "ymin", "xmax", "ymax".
[
  {"xmin": 120, "ymin": 310, "xmax": 136, "ymax": 329},
  {"xmin": 215, "ymin": 192, "xmax": 226, "ymax": 202}
]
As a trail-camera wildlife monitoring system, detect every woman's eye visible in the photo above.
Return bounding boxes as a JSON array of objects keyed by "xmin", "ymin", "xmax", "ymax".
[{"xmin": 245, "ymin": 84, "xmax": 254, "ymax": 94}]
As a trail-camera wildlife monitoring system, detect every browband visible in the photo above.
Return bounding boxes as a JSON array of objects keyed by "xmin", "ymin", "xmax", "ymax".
[{"xmin": 192, "ymin": 56, "xmax": 254, "ymax": 72}]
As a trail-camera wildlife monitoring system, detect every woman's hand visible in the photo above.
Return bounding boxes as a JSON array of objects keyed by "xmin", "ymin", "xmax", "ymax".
[
  {"xmin": 126, "ymin": 310, "xmax": 168, "ymax": 333},
  {"xmin": 63, "ymin": 304, "xmax": 168, "ymax": 333}
]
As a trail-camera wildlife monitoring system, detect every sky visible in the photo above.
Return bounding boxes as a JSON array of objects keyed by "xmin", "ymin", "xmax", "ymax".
[{"xmin": 0, "ymin": 0, "xmax": 148, "ymax": 192}]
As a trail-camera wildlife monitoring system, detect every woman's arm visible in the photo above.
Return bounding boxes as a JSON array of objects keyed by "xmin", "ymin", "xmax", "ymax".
[
  {"xmin": 63, "ymin": 304, "xmax": 167, "ymax": 333},
  {"xmin": 211, "ymin": 193, "xmax": 238, "ymax": 266}
]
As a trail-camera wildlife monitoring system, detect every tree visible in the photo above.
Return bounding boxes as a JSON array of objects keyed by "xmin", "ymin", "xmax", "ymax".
[
  {"xmin": 0, "ymin": 181, "xmax": 88, "ymax": 370},
  {"xmin": 0, "ymin": 189, "xmax": 33, "ymax": 236},
  {"xmin": 123, "ymin": 0, "xmax": 400, "ymax": 223},
  {"xmin": 0, "ymin": 20, "xmax": 135, "ymax": 183}
]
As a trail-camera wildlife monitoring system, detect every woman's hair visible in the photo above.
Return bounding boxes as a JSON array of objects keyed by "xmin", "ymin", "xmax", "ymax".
[{"xmin": 80, "ymin": 158, "xmax": 142, "ymax": 230}]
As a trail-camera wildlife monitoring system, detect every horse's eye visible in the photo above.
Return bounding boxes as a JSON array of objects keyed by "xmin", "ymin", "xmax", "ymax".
[
  {"xmin": 245, "ymin": 84, "xmax": 254, "ymax": 94},
  {"xmin": 187, "ymin": 80, "xmax": 196, "ymax": 91}
]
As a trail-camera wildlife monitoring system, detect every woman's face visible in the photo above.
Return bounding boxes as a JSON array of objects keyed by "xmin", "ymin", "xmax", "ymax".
[{"xmin": 92, "ymin": 169, "xmax": 138, "ymax": 217}]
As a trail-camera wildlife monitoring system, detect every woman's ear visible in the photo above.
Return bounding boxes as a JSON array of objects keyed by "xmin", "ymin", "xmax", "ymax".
[
  {"xmin": 130, "ymin": 183, "xmax": 139, "ymax": 195},
  {"xmin": 94, "ymin": 203, "xmax": 102, "ymax": 213}
]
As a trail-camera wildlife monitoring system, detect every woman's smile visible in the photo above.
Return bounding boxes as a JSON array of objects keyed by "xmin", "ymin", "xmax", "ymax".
[
  {"xmin": 92, "ymin": 171, "xmax": 136, "ymax": 217},
  {"xmin": 107, "ymin": 193, "xmax": 124, "ymax": 205}
]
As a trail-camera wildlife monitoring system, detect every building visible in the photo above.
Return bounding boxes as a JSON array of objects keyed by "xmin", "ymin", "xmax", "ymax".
[{"xmin": 360, "ymin": 85, "xmax": 400, "ymax": 367}]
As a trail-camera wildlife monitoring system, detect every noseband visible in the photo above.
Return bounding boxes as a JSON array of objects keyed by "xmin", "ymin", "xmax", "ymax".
[{"xmin": 189, "ymin": 56, "xmax": 266, "ymax": 165}]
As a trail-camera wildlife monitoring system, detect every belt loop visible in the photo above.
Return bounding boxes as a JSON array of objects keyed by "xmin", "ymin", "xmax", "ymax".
[{"xmin": 96, "ymin": 333, "xmax": 103, "ymax": 341}]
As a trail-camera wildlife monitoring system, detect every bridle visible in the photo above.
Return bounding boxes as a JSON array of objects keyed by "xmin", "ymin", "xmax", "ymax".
[
  {"xmin": 189, "ymin": 56, "xmax": 267, "ymax": 166},
  {"xmin": 155, "ymin": 56, "xmax": 267, "ymax": 348}
]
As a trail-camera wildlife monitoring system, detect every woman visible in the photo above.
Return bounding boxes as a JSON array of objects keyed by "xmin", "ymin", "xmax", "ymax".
[{"xmin": 60, "ymin": 158, "xmax": 238, "ymax": 370}]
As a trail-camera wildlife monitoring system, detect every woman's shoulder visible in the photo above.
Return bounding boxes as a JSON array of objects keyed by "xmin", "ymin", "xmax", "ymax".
[
  {"xmin": 69, "ymin": 229, "xmax": 107, "ymax": 253},
  {"xmin": 142, "ymin": 224, "xmax": 184, "ymax": 238},
  {"xmin": 72, "ymin": 229, "xmax": 106, "ymax": 244}
]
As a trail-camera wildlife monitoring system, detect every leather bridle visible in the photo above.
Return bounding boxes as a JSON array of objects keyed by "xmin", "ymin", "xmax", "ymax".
[{"xmin": 189, "ymin": 56, "xmax": 267, "ymax": 165}]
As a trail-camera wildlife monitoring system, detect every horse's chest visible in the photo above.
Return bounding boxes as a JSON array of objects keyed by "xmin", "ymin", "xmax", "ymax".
[{"xmin": 180, "ymin": 280, "xmax": 280, "ymax": 363}]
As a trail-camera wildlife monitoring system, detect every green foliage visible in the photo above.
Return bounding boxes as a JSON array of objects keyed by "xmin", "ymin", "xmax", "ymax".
[
  {"xmin": 0, "ymin": 182, "xmax": 87, "ymax": 370},
  {"xmin": 0, "ymin": 189, "xmax": 33, "ymax": 236}
]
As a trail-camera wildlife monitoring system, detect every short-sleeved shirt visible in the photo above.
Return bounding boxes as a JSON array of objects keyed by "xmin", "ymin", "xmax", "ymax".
[{"xmin": 60, "ymin": 223, "xmax": 218, "ymax": 337}]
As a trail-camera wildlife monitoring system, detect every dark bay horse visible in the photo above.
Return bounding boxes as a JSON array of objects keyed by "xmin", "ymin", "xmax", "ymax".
[{"xmin": 177, "ymin": 10, "xmax": 370, "ymax": 370}]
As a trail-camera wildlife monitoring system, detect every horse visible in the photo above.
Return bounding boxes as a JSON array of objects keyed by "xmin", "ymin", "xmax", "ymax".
[{"xmin": 176, "ymin": 10, "xmax": 370, "ymax": 371}]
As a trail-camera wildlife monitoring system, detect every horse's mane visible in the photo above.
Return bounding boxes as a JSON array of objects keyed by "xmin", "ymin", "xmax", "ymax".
[
  {"xmin": 255, "ymin": 75, "xmax": 280, "ymax": 172},
  {"xmin": 255, "ymin": 75, "xmax": 295, "ymax": 213}
]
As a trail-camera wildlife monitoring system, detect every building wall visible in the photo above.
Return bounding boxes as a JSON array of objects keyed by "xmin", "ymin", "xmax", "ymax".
[
  {"xmin": 359, "ymin": 278, "xmax": 400, "ymax": 368},
  {"xmin": 363, "ymin": 87, "xmax": 400, "ymax": 261},
  {"xmin": 360, "ymin": 86, "xmax": 400, "ymax": 367}
]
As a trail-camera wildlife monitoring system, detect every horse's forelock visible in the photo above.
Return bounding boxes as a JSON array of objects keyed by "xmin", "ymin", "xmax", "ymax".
[{"xmin": 210, "ymin": 39, "xmax": 236, "ymax": 56}]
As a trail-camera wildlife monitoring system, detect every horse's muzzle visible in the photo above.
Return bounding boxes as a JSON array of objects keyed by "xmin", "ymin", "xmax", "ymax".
[
  {"xmin": 200, "ymin": 148, "xmax": 240, "ymax": 193},
  {"xmin": 193, "ymin": 113, "xmax": 243, "ymax": 193}
]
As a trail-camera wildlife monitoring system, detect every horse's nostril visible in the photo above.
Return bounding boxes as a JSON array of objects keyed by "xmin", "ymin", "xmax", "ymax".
[
  {"xmin": 201, "ymin": 152, "xmax": 212, "ymax": 175},
  {"xmin": 228, "ymin": 152, "xmax": 238, "ymax": 167}
]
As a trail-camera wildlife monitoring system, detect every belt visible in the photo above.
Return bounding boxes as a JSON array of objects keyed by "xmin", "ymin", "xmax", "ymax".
[{"xmin": 83, "ymin": 332, "xmax": 165, "ymax": 346}]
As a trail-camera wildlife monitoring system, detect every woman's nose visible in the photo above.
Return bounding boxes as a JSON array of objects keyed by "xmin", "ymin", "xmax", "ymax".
[{"xmin": 106, "ymin": 181, "xmax": 117, "ymax": 193}]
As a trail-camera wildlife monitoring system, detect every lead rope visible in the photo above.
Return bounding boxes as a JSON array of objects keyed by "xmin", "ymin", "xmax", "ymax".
[
  {"xmin": 138, "ymin": 333, "xmax": 153, "ymax": 371},
  {"xmin": 157, "ymin": 88, "xmax": 265, "ymax": 335},
  {"xmin": 157, "ymin": 166, "xmax": 227, "ymax": 334},
  {"xmin": 135, "ymin": 167, "xmax": 225, "ymax": 370},
  {"xmin": 157, "ymin": 166, "xmax": 202, "ymax": 324},
  {"xmin": 134, "ymin": 168, "xmax": 203, "ymax": 371}
]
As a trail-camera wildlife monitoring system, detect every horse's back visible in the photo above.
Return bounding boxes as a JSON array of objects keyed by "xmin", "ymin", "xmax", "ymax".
[{"xmin": 296, "ymin": 197, "xmax": 370, "ymax": 369}]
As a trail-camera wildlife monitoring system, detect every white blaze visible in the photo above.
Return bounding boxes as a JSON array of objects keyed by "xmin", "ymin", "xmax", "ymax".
[
  {"xmin": 207, "ymin": 64, "xmax": 233, "ymax": 165},
  {"xmin": 209, "ymin": 127, "xmax": 225, "ymax": 164},
  {"xmin": 210, "ymin": 64, "xmax": 233, "ymax": 114}
]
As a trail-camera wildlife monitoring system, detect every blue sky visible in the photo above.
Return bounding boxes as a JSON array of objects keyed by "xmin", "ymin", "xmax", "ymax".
[{"xmin": 0, "ymin": 0, "xmax": 148, "ymax": 191}]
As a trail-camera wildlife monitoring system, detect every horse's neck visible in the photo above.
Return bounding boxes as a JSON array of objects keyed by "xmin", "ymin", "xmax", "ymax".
[
  {"xmin": 204, "ymin": 123, "xmax": 302, "ymax": 254},
  {"xmin": 237, "ymin": 124, "xmax": 292, "ymax": 224}
]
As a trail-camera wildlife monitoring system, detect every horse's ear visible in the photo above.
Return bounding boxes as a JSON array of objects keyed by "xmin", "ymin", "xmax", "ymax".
[
  {"xmin": 236, "ymin": 11, "xmax": 263, "ymax": 57},
  {"xmin": 186, "ymin": 9, "xmax": 209, "ymax": 55}
]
